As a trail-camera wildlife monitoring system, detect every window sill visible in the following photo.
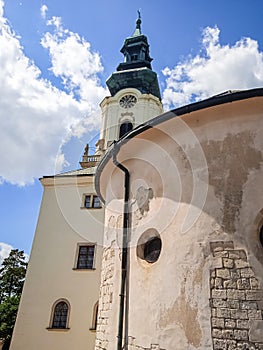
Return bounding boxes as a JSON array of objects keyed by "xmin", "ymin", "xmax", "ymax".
[
  {"xmin": 80, "ymin": 206, "xmax": 102, "ymax": 210},
  {"xmin": 89, "ymin": 327, "xmax": 97, "ymax": 332},
  {"xmin": 46, "ymin": 327, "xmax": 70, "ymax": 331},
  {"xmin": 72, "ymin": 267, "xmax": 96, "ymax": 271}
]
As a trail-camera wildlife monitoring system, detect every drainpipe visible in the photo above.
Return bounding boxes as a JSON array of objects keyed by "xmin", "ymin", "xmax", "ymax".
[{"xmin": 112, "ymin": 150, "xmax": 130, "ymax": 350}]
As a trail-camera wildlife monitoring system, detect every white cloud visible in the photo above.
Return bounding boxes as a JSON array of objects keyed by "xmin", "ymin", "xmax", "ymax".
[
  {"xmin": 40, "ymin": 4, "xmax": 48, "ymax": 19},
  {"xmin": 0, "ymin": 2, "xmax": 107, "ymax": 185},
  {"xmin": 41, "ymin": 16, "xmax": 106, "ymax": 109},
  {"xmin": 162, "ymin": 26, "xmax": 263, "ymax": 110},
  {"xmin": 0, "ymin": 242, "xmax": 13, "ymax": 265}
]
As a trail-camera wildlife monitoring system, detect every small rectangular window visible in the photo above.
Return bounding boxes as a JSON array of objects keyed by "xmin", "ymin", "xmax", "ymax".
[
  {"xmin": 83, "ymin": 194, "xmax": 101, "ymax": 209},
  {"xmin": 76, "ymin": 245, "xmax": 95, "ymax": 269}
]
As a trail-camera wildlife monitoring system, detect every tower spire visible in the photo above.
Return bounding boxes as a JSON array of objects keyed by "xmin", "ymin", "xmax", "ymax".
[
  {"xmin": 132, "ymin": 10, "xmax": 142, "ymax": 37},
  {"xmin": 106, "ymin": 13, "xmax": 161, "ymax": 100}
]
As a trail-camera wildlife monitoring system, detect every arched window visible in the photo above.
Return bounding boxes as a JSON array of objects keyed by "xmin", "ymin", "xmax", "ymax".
[
  {"xmin": 90, "ymin": 301, "xmax": 99, "ymax": 331},
  {"xmin": 119, "ymin": 122, "xmax": 133, "ymax": 138},
  {"xmin": 51, "ymin": 300, "xmax": 69, "ymax": 329}
]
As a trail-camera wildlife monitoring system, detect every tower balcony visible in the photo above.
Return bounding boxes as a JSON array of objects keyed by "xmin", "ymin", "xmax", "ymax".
[{"xmin": 79, "ymin": 154, "xmax": 101, "ymax": 169}]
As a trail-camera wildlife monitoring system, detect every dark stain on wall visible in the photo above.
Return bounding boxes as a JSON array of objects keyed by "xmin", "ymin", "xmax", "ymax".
[{"xmin": 203, "ymin": 131, "xmax": 262, "ymax": 233}]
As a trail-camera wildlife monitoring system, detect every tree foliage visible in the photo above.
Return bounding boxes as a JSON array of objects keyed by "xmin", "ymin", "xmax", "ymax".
[
  {"xmin": 0, "ymin": 296, "xmax": 20, "ymax": 350},
  {"xmin": 0, "ymin": 249, "xmax": 27, "ymax": 302},
  {"xmin": 0, "ymin": 249, "xmax": 27, "ymax": 349}
]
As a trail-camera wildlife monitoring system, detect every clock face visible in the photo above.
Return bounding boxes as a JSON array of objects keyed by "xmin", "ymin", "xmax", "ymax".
[{"xmin": 119, "ymin": 95, "xmax": 137, "ymax": 109}]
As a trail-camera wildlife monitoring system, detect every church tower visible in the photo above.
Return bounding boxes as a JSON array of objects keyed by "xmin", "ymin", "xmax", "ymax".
[
  {"xmin": 97, "ymin": 11, "xmax": 163, "ymax": 151},
  {"xmin": 10, "ymin": 14, "xmax": 163, "ymax": 350}
]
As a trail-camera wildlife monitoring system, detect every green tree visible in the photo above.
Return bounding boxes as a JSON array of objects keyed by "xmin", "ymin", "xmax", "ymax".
[
  {"xmin": 0, "ymin": 250, "xmax": 27, "ymax": 302},
  {"xmin": 0, "ymin": 296, "xmax": 20, "ymax": 350},
  {"xmin": 0, "ymin": 249, "xmax": 27, "ymax": 349}
]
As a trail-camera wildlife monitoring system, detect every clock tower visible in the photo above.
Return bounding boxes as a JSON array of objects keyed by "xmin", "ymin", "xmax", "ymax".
[{"xmin": 97, "ymin": 12, "xmax": 163, "ymax": 152}]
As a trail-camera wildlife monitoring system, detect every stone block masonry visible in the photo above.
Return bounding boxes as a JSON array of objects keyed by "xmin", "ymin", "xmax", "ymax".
[
  {"xmin": 95, "ymin": 246, "xmax": 115, "ymax": 350},
  {"xmin": 210, "ymin": 241, "xmax": 263, "ymax": 350}
]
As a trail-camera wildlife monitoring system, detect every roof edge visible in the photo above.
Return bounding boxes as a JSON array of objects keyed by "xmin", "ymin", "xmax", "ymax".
[{"xmin": 42, "ymin": 173, "xmax": 94, "ymax": 179}]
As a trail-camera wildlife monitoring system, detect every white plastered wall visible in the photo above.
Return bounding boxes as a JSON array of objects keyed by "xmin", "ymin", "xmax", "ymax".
[
  {"xmin": 10, "ymin": 175, "xmax": 104, "ymax": 350},
  {"xmin": 100, "ymin": 88, "xmax": 163, "ymax": 148}
]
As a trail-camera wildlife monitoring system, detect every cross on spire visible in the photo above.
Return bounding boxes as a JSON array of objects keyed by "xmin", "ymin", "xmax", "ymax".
[{"xmin": 133, "ymin": 10, "xmax": 142, "ymax": 37}]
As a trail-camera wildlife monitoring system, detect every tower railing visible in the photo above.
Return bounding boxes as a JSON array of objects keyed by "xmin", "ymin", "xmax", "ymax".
[{"xmin": 80, "ymin": 154, "xmax": 101, "ymax": 168}]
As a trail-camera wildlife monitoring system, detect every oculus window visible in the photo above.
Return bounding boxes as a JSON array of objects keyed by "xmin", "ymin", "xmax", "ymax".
[
  {"xmin": 143, "ymin": 237, "xmax": 162, "ymax": 263},
  {"xmin": 137, "ymin": 229, "xmax": 162, "ymax": 264}
]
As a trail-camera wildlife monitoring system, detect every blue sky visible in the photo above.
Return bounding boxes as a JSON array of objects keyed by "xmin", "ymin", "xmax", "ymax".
[{"xmin": 1, "ymin": 0, "xmax": 263, "ymax": 262}]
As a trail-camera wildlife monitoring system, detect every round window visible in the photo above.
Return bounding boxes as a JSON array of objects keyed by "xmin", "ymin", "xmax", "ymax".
[
  {"xmin": 137, "ymin": 229, "xmax": 162, "ymax": 264},
  {"xmin": 143, "ymin": 237, "xmax": 162, "ymax": 263}
]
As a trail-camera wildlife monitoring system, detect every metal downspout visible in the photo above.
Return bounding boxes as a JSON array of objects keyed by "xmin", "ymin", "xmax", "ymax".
[{"xmin": 112, "ymin": 151, "xmax": 130, "ymax": 350}]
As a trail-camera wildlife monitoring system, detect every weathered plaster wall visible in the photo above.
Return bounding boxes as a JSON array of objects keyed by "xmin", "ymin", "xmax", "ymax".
[{"xmin": 96, "ymin": 97, "xmax": 263, "ymax": 349}]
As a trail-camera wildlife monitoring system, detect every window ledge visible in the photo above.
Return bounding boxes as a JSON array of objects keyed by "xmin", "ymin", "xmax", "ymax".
[
  {"xmin": 46, "ymin": 327, "xmax": 70, "ymax": 331},
  {"xmin": 72, "ymin": 267, "xmax": 96, "ymax": 271},
  {"xmin": 80, "ymin": 206, "xmax": 102, "ymax": 210},
  {"xmin": 89, "ymin": 327, "xmax": 97, "ymax": 332}
]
